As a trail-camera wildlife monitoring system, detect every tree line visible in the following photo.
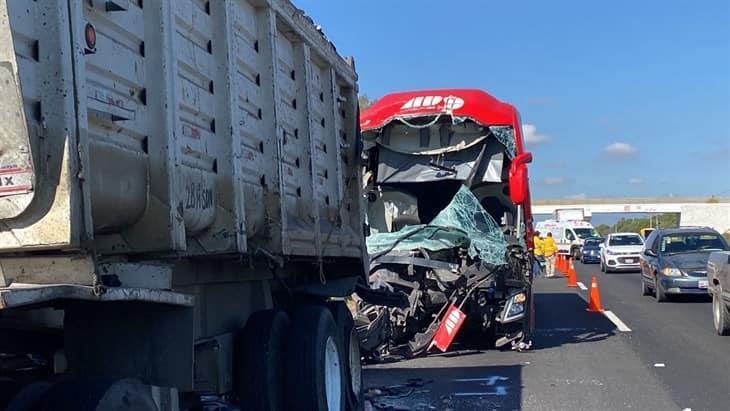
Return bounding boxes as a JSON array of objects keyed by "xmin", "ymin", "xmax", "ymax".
[{"xmin": 595, "ymin": 213, "xmax": 679, "ymax": 237}]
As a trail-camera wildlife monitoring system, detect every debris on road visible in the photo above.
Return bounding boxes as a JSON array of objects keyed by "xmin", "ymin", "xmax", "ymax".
[{"xmin": 365, "ymin": 378, "xmax": 435, "ymax": 410}]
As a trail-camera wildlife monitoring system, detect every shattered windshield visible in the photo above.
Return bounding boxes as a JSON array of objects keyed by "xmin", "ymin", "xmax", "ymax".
[{"xmin": 367, "ymin": 185, "xmax": 509, "ymax": 266}]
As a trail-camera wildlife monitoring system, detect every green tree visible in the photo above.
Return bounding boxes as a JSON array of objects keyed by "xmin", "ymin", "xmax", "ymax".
[
  {"xmin": 609, "ymin": 213, "xmax": 679, "ymax": 234},
  {"xmin": 359, "ymin": 94, "xmax": 376, "ymax": 110},
  {"xmin": 596, "ymin": 224, "xmax": 611, "ymax": 237},
  {"xmin": 707, "ymin": 196, "xmax": 720, "ymax": 204}
]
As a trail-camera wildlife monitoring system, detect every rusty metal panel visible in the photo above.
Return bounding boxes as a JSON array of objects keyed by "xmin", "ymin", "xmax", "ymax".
[
  {"xmin": 0, "ymin": 0, "xmax": 82, "ymax": 251},
  {"xmin": 0, "ymin": 0, "xmax": 360, "ymax": 260}
]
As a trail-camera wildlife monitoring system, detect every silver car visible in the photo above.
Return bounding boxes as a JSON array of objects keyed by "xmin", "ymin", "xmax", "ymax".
[{"xmin": 640, "ymin": 228, "xmax": 729, "ymax": 302}]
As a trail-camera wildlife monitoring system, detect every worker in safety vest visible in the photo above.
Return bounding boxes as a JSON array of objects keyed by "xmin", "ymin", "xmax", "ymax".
[
  {"xmin": 533, "ymin": 231, "xmax": 544, "ymax": 276},
  {"xmin": 543, "ymin": 232, "xmax": 558, "ymax": 278}
]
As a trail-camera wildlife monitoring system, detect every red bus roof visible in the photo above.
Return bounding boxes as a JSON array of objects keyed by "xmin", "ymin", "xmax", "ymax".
[
  {"xmin": 359, "ymin": 89, "xmax": 516, "ymax": 128},
  {"xmin": 360, "ymin": 88, "xmax": 524, "ymax": 153},
  {"xmin": 359, "ymin": 88, "xmax": 533, "ymax": 233}
]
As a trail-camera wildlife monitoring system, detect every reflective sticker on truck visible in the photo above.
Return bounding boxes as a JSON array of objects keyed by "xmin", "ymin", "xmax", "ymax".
[{"xmin": 0, "ymin": 167, "xmax": 33, "ymax": 196}]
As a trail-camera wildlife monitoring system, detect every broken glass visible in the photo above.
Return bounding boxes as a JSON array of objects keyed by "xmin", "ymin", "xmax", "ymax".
[
  {"xmin": 489, "ymin": 126, "xmax": 516, "ymax": 159},
  {"xmin": 367, "ymin": 185, "xmax": 508, "ymax": 265}
]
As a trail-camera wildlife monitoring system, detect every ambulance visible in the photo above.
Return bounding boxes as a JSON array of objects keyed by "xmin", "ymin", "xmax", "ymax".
[{"xmin": 535, "ymin": 220, "xmax": 600, "ymax": 259}]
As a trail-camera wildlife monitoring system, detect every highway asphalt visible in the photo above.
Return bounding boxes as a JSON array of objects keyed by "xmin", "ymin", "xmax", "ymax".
[{"xmin": 363, "ymin": 262, "xmax": 729, "ymax": 410}]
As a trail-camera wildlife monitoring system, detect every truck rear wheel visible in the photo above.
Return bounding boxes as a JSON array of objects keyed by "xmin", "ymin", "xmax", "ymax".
[
  {"xmin": 235, "ymin": 309, "xmax": 290, "ymax": 411},
  {"xmin": 285, "ymin": 305, "xmax": 345, "ymax": 411},
  {"xmin": 326, "ymin": 301, "xmax": 363, "ymax": 410},
  {"xmin": 10, "ymin": 377, "xmax": 157, "ymax": 411},
  {"xmin": 6, "ymin": 380, "xmax": 52, "ymax": 411}
]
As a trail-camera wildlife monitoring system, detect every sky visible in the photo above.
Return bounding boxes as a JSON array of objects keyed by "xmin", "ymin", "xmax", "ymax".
[{"xmin": 294, "ymin": 0, "xmax": 730, "ymax": 200}]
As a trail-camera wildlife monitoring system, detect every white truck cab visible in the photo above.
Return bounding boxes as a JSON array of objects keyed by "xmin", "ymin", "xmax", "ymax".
[{"xmin": 535, "ymin": 220, "xmax": 599, "ymax": 259}]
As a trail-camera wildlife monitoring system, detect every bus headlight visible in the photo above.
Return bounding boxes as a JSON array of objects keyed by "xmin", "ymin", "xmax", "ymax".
[{"xmin": 499, "ymin": 292, "xmax": 527, "ymax": 323}]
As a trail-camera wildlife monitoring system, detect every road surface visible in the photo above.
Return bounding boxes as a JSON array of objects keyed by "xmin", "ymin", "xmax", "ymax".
[{"xmin": 363, "ymin": 262, "xmax": 730, "ymax": 410}]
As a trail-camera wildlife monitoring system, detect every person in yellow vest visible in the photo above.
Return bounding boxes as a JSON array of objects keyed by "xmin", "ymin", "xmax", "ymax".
[
  {"xmin": 533, "ymin": 231, "xmax": 544, "ymax": 276},
  {"xmin": 543, "ymin": 232, "xmax": 558, "ymax": 278}
]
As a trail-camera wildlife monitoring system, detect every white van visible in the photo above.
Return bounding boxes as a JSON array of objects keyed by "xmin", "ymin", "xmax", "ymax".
[{"xmin": 535, "ymin": 219, "xmax": 600, "ymax": 259}]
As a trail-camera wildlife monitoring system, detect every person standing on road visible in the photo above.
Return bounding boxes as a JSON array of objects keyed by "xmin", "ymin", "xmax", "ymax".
[
  {"xmin": 533, "ymin": 231, "xmax": 544, "ymax": 276},
  {"xmin": 543, "ymin": 232, "xmax": 558, "ymax": 278}
]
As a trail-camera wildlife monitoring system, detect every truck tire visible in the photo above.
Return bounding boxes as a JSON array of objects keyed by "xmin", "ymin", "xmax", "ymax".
[
  {"xmin": 235, "ymin": 309, "xmax": 290, "ymax": 411},
  {"xmin": 712, "ymin": 286, "xmax": 730, "ymax": 336},
  {"xmin": 0, "ymin": 377, "xmax": 20, "ymax": 410},
  {"xmin": 285, "ymin": 305, "xmax": 345, "ymax": 411},
  {"xmin": 326, "ymin": 301, "xmax": 363, "ymax": 411},
  {"xmin": 16, "ymin": 377, "xmax": 156, "ymax": 411},
  {"xmin": 343, "ymin": 327, "xmax": 363, "ymax": 411},
  {"xmin": 6, "ymin": 380, "xmax": 52, "ymax": 411}
]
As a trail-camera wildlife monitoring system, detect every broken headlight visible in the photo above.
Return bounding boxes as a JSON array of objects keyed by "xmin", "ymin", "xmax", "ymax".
[{"xmin": 498, "ymin": 292, "xmax": 527, "ymax": 323}]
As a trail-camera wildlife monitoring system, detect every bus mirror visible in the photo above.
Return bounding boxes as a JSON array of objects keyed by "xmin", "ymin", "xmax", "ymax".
[{"xmin": 509, "ymin": 152, "xmax": 532, "ymax": 205}]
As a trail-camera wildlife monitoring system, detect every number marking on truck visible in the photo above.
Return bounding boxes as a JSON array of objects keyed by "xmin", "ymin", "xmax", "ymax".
[{"xmin": 185, "ymin": 183, "xmax": 214, "ymax": 210}]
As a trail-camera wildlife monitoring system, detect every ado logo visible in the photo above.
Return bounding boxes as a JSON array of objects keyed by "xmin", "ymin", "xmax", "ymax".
[{"xmin": 400, "ymin": 95, "xmax": 464, "ymax": 111}]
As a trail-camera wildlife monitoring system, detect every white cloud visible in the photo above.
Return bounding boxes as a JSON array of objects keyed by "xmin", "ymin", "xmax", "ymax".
[
  {"xmin": 566, "ymin": 193, "xmax": 587, "ymax": 200},
  {"xmin": 628, "ymin": 177, "xmax": 642, "ymax": 184},
  {"xmin": 522, "ymin": 124, "xmax": 552, "ymax": 145},
  {"xmin": 603, "ymin": 142, "xmax": 638, "ymax": 158},
  {"xmin": 542, "ymin": 177, "xmax": 565, "ymax": 185}
]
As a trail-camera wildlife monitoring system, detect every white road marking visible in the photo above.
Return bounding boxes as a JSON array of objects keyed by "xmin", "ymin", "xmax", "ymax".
[
  {"xmin": 453, "ymin": 376, "xmax": 508, "ymax": 384},
  {"xmin": 603, "ymin": 310, "xmax": 632, "ymax": 332},
  {"xmin": 577, "ymin": 281, "xmax": 588, "ymax": 290},
  {"xmin": 654, "ymin": 363, "xmax": 665, "ymax": 368}
]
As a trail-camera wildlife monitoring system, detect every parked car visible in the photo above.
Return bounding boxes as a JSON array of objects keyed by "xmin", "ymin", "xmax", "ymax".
[
  {"xmin": 580, "ymin": 237, "xmax": 603, "ymax": 264},
  {"xmin": 640, "ymin": 227, "xmax": 655, "ymax": 240},
  {"xmin": 640, "ymin": 227, "xmax": 730, "ymax": 302},
  {"xmin": 708, "ymin": 251, "xmax": 730, "ymax": 335},
  {"xmin": 600, "ymin": 232, "xmax": 644, "ymax": 272}
]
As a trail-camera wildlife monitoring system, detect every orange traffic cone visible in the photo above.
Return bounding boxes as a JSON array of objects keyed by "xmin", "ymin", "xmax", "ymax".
[
  {"xmin": 567, "ymin": 260, "xmax": 578, "ymax": 288},
  {"xmin": 587, "ymin": 276, "xmax": 604, "ymax": 312},
  {"xmin": 556, "ymin": 255, "xmax": 564, "ymax": 274}
]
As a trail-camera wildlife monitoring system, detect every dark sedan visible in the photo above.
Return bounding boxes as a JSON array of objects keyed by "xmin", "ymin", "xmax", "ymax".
[
  {"xmin": 580, "ymin": 237, "xmax": 602, "ymax": 264},
  {"xmin": 640, "ymin": 227, "xmax": 730, "ymax": 302}
]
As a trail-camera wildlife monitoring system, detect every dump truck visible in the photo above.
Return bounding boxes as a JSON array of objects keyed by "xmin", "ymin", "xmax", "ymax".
[
  {"xmin": 354, "ymin": 90, "xmax": 535, "ymax": 360},
  {"xmin": 0, "ymin": 1, "xmax": 364, "ymax": 410}
]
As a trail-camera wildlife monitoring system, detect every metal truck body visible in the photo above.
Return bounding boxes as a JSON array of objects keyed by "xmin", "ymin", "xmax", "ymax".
[
  {"xmin": 355, "ymin": 89, "xmax": 535, "ymax": 360},
  {"xmin": 0, "ymin": 1, "xmax": 365, "ymax": 409}
]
